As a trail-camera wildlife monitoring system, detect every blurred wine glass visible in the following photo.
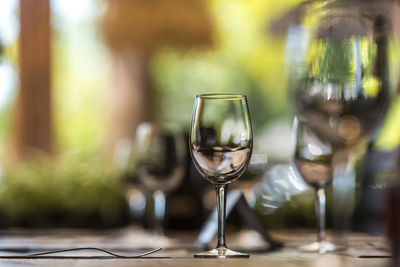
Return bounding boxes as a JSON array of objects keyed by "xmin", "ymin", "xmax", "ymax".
[
  {"xmin": 135, "ymin": 122, "xmax": 186, "ymax": 234},
  {"xmin": 290, "ymin": 0, "xmax": 392, "ymax": 251},
  {"xmin": 293, "ymin": 3, "xmax": 390, "ymax": 152},
  {"xmin": 190, "ymin": 94, "xmax": 252, "ymax": 258},
  {"xmin": 294, "ymin": 118, "xmax": 335, "ymax": 253}
]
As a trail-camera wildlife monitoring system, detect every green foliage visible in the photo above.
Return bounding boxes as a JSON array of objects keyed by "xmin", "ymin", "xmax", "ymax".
[
  {"xmin": 374, "ymin": 96, "xmax": 400, "ymax": 150},
  {"xmin": 52, "ymin": 4, "xmax": 109, "ymax": 152},
  {"xmin": 152, "ymin": 0, "xmax": 305, "ymax": 134},
  {"xmin": 374, "ymin": 39, "xmax": 400, "ymax": 150},
  {"xmin": 0, "ymin": 152, "xmax": 128, "ymax": 228}
]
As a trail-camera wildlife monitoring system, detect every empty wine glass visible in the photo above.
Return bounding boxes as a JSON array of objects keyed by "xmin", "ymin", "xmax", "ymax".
[
  {"xmin": 189, "ymin": 94, "xmax": 253, "ymax": 258},
  {"xmin": 135, "ymin": 122, "xmax": 186, "ymax": 234},
  {"xmin": 290, "ymin": 0, "xmax": 391, "ymax": 251},
  {"xmin": 294, "ymin": 118, "xmax": 336, "ymax": 253}
]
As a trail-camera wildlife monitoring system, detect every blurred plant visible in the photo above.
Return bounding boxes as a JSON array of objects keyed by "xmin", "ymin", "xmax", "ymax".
[
  {"xmin": 0, "ymin": 24, "xmax": 18, "ymax": 144},
  {"xmin": 52, "ymin": 1, "xmax": 109, "ymax": 153},
  {"xmin": 0, "ymin": 151, "xmax": 129, "ymax": 228},
  {"xmin": 374, "ymin": 39, "xmax": 400, "ymax": 150},
  {"xmin": 0, "ymin": 41, "xmax": 3, "ymax": 60},
  {"xmin": 152, "ymin": 0, "xmax": 305, "ymax": 134}
]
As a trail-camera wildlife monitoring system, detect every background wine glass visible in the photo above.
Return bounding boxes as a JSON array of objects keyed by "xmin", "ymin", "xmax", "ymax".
[
  {"xmin": 135, "ymin": 122, "xmax": 186, "ymax": 234},
  {"xmin": 294, "ymin": 118, "xmax": 335, "ymax": 253},
  {"xmin": 190, "ymin": 94, "xmax": 252, "ymax": 258},
  {"xmin": 290, "ymin": 1, "xmax": 391, "ymax": 250}
]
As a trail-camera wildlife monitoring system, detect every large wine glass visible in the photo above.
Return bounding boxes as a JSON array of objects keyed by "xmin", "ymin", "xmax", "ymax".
[
  {"xmin": 294, "ymin": 119, "xmax": 335, "ymax": 253},
  {"xmin": 290, "ymin": 0, "xmax": 391, "ymax": 251},
  {"xmin": 135, "ymin": 122, "xmax": 186, "ymax": 234},
  {"xmin": 190, "ymin": 94, "xmax": 253, "ymax": 258}
]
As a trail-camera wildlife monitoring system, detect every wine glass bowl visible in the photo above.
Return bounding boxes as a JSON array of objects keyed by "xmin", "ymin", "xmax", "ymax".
[
  {"xmin": 190, "ymin": 94, "xmax": 252, "ymax": 258},
  {"xmin": 294, "ymin": 3, "xmax": 390, "ymax": 152},
  {"xmin": 295, "ymin": 120, "xmax": 333, "ymax": 190}
]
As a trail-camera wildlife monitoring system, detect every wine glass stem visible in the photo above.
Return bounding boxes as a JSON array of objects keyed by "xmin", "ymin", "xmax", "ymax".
[
  {"xmin": 316, "ymin": 188, "xmax": 326, "ymax": 243},
  {"xmin": 153, "ymin": 190, "xmax": 166, "ymax": 235},
  {"xmin": 216, "ymin": 184, "xmax": 228, "ymax": 249}
]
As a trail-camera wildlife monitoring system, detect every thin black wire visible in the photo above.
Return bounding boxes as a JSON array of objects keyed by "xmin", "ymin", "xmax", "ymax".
[{"xmin": 0, "ymin": 247, "xmax": 163, "ymax": 259}]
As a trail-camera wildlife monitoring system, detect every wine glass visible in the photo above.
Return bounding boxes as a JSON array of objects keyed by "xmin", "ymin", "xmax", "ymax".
[
  {"xmin": 294, "ymin": 118, "xmax": 336, "ymax": 253},
  {"xmin": 189, "ymin": 94, "xmax": 253, "ymax": 258},
  {"xmin": 135, "ymin": 122, "xmax": 186, "ymax": 234},
  {"xmin": 290, "ymin": 0, "xmax": 391, "ymax": 251}
]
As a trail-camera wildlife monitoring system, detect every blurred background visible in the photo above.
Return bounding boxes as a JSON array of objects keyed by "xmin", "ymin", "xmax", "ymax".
[{"xmin": 0, "ymin": 0, "xmax": 399, "ymax": 237}]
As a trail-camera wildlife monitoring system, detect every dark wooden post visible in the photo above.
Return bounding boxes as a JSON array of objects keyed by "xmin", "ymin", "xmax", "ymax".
[
  {"xmin": 16, "ymin": 0, "xmax": 52, "ymax": 157},
  {"xmin": 106, "ymin": 51, "xmax": 153, "ymax": 149}
]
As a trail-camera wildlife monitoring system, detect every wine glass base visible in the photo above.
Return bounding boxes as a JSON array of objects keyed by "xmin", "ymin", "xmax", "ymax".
[
  {"xmin": 194, "ymin": 248, "xmax": 249, "ymax": 258},
  {"xmin": 299, "ymin": 241, "xmax": 337, "ymax": 254}
]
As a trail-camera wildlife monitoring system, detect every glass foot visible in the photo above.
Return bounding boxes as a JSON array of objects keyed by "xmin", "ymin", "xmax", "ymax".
[
  {"xmin": 299, "ymin": 241, "xmax": 337, "ymax": 254},
  {"xmin": 194, "ymin": 248, "xmax": 249, "ymax": 258}
]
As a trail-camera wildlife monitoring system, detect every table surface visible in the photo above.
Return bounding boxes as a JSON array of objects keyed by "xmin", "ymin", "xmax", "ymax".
[{"xmin": 0, "ymin": 228, "xmax": 391, "ymax": 267}]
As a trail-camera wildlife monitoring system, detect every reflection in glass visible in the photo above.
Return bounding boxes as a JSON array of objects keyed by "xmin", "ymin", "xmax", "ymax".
[{"xmin": 293, "ymin": 2, "xmax": 390, "ymax": 151}]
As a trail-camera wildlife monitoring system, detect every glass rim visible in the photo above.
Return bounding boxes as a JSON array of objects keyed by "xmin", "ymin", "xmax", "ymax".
[{"xmin": 196, "ymin": 94, "xmax": 246, "ymax": 100}]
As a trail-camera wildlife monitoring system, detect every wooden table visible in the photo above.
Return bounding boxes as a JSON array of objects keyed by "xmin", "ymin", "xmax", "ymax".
[
  {"xmin": 0, "ymin": 228, "xmax": 391, "ymax": 267},
  {"xmin": 0, "ymin": 250, "xmax": 390, "ymax": 267}
]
